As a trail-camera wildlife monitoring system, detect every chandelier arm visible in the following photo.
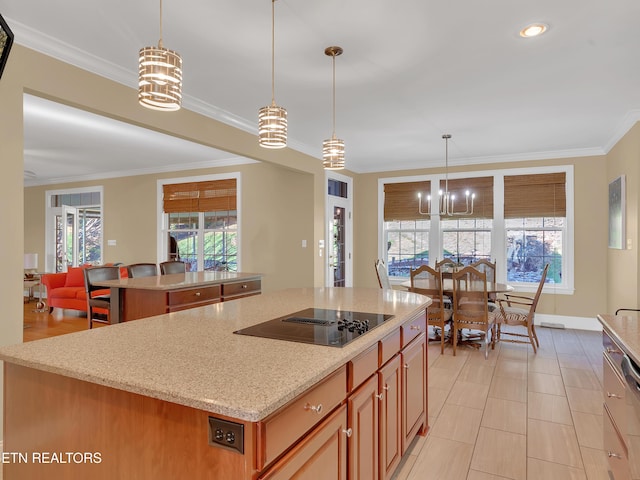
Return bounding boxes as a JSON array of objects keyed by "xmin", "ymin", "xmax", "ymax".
[{"xmin": 159, "ymin": 0, "xmax": 163, "ymax": 48}]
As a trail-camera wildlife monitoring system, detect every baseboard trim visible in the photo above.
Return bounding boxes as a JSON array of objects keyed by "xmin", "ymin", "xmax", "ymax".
[{"xmin": 534, "ymin": 313, "xmax": 602, "ymax": 331}]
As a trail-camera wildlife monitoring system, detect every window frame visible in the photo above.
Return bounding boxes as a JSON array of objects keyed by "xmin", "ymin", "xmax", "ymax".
[
  {"xmin": 157, "ymin": 172, "xmax": 241, "ymax": 272},
  {"xmin": 378, "ymin": 165, "xmax": 574, "ymax": 294}
]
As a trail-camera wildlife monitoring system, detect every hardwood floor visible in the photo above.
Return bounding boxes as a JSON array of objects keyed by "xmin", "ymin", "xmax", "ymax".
[
  {"xmin": 19, "ymin": 301, "xmax": 608, "ymax": 479},
  {"xmin": 22, "ymin": 299, "xmax": 105, "ymax": 342}
]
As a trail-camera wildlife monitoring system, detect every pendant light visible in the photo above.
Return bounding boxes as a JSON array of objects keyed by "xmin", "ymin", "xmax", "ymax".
[
  {"xmin": 258, "ymin": 0, "xmax": 287, "ymax": 148},
  {"xmin": 138, "ymin": 0, "xmax": 183, "ymax": 111},
  {"xmin": 322, "ymin": 46, "xmax": 345, "ymax": 170},
  {"xmin": 417, "ymin": 134, "xmax": 475, "ymax": 216}
]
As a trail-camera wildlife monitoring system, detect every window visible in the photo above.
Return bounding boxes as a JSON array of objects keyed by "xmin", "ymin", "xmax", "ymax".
[
  {"xmin": 385, "ymin": 219, "xmax": 430, "ymax": 277},
  {"xmin": 504, "ymin": 172, "xmax": 566, "ymax": 286},
  {"xmin": 438, "ymin": 176, "xmax": 493, "ymax": 266},
  {"xmin": 382, "ymin": 181, "xmax": 431, "ymax": 276},
  {"xmin": 379, "ymin": 167, "xmax": 573, "ymax": 292},
  {"xmin": 441, "ymin": 218, "xmax": 492, "ymax": 264},
  {"xmin": 161, "ymin": 176, "xmax": 239, "ymax": 272}
]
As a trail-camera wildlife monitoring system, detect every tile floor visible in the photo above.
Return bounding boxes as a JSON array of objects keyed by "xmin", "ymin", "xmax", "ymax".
[{"xmin": 393, "ymin": 326, "xmax": 611, "ymax": 480}]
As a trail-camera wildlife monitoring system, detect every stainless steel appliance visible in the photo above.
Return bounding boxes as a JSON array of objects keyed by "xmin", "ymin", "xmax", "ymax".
[
  {"xmin": 233, "ymin": 308, "xmax": 394, "ymax": 347},
  {"xmin": 622, "ymin": 354, "xmax": 640, "ymax": 480}
]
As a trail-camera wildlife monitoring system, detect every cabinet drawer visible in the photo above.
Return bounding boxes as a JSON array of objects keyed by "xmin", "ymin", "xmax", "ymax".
[
  {"xmin": 401, "ymin": 311, "xmax": 427, "ymax": 347},
  {"xmin": 348, "ymin": 344, "xmax": 378, "ymax": 393},
  {"xmin": 380, "ymin": 329, "xmax": 401, "ymax": 367},
  {"xmin": 222, "ymin": 279, "xmax": 261, "ymax": 298},
  {"xmin": 604, "ymin": 353, "xmax": 626, "ymax": 432},
  {"xmin": 167, "ymin": 285, "xmax": 220, "ymax": 306},
  {"xmin": 258, "ymin": 366, "xmax": 347, "ymax": 470},
  {"xmin": 604, "ymin": 405, "xmax": 630, "ymax": 480},
  {"xmin": 603, "ymin": 331, "xmax": 625, "ymax": 376}
]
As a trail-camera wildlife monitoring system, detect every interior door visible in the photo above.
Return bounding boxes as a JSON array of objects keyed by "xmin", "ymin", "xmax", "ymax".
[
  {"xmin": 50, "ymin": 206, "xmax": 79, "ymax": 272},
  {"xmin": 326, "ymin": 175, "xmax": 353, "ymax": 287}
]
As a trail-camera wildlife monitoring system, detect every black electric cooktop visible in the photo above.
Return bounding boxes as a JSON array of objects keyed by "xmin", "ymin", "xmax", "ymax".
[{"xmin": 233, "ymin": 308, "xmax": 394, "ymax": 348}]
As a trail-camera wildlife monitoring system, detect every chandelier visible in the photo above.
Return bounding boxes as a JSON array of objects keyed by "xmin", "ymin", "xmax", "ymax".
[
  {"xmin": 258, "ymin": 0, "xmax": 287, "ymax": 149},
  {"xmin": 418, "ymin": 134, "xmax": 475, "ymax": 217},
  {"xmin": 138, "ymin": 0, "xmax": 183, "ymax": 111},
  {"xmin": 322, "ymin": 46, "xmax": 345, "ymax": 170}
]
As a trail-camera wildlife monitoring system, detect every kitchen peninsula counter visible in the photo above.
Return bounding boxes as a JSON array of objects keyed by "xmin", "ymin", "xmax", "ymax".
[{"xmin": 93, "ymin": 270, "xmax": 262, "ymax": 323}]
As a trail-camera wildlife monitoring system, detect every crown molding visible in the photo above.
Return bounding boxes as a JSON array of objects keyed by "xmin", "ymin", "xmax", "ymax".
[{"xmin": 23, "ymin": 157, "xmax": 258, "ymax": 187}]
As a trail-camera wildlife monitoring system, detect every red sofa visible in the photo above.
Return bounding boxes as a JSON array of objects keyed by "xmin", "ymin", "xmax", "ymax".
[{"xmin": 41, "ymin": 265, "xmax": 127, "ymax": 314}]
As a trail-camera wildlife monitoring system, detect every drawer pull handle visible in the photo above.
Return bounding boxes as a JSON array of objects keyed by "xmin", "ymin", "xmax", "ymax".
[
  {"xmin": 304, "ymin": 403, "xmax": 323, "ymax": 415},
  {"xmin": 376, "ymin": 393, "xmax": 384, "ymax": 401},
  {"xmin": 606, "ymin": 392, "xmax": 622, "ymax": 399},
  {"xmin": 383, "ymin": 385, "xmax": 390, "ymax": 391},
  {"xmin": 606, "ymin": 347, "xmax": 621, "ymax": 355},
  {"xmin": 404, "ymin": 364, "xmax": 409, "ymax": 370},
  {"xmin": 195, "ymin": 292, "xmax": 201, "ymax": 297},
  {"xmin": 607, "ymin": 451, "xmax": 623, "ymax": 459},
  {"xmin": 242, "ymin": 284, "xmax": 248, "ymax": 289},
  {"xmin": 342, "ymin": 428, "xmax": 353, "ymax": 438},
  {"xmin": 410, "ymin": 325, "xmax": 422, "ymax": 331}
]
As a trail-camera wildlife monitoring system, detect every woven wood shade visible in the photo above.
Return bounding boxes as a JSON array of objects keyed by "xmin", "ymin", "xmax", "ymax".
[
  {"xmin": 439, "ymin": 176, "xmax": 494, "ymax": 219},
  {"xmin": 384, "ymin": 181, "xmax": 430, "ymax": 221},
  {"xmin": 163, "ymin": 179, "xmax": 237, "ymax": 213},
  {"xmin": 504, "ymin": 173, "xmax": 566, "ymax": 218}
]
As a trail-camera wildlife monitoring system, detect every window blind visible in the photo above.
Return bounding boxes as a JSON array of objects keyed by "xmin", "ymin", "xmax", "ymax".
[
  {"xmin": 438, "ymin": 176, "xmax": 494, "ymax": 219},
  {"xmin": 383, "ymin": 181, "xmax": 430, "ymax": 221},
  {"xmin": 504, "ymin": 173, "xmax": 566, "ymax": 218},
  {"xmin": 163, "ymin": 179, "xmax": 237, "ymax": 213}
]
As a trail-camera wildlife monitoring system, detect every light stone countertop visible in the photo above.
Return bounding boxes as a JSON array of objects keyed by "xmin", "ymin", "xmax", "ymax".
[
  {"xmin": 0, "ymin": 287, "xmax": 430, "ymax": 422},
  {"xmin": 94, "ymin": 270, "xmax": 262, "ymax": 290},
  {"xmin": 598, "ymin": 313, "xmax": 640, "ymax": 365}
]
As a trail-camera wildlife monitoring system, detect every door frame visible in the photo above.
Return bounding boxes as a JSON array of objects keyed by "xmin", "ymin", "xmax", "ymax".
[
  {"xmin": 45, "ymin": 186, "xmax": 103, "ymax": 272},
  {"xmin": 325, "ymin": 172, "xmax": 353, "ymax": 287}
]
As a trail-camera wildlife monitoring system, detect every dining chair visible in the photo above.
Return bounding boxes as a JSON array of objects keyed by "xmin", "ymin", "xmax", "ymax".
[
  {"xmin": 375, "ymin": 259, "xmax": 392, "ymax": 289},
  {"xmin": 470, "ymin": 258, "xmax": 497, "ymax": 309},
  {"xmin": 83, "ymin": 266, "xmax": 120, "ymax": 329},
  {"xmin": 469, "ymin": 259, "xmax": 496, "ymax": 283},
  {"xmin": 126, "ymin": 263, "xmax": 158, "ymax": 278},
  {"xmin": 451, "ymin": 265, "xmax": 498, "ymax": 359},
  {"xmin": 494, "ymin": 263, "xmax": 549, "ymax": 353},
  {"xmin": 159, "ymin": 260, "xmax": 187, "ymax": 275},
  {"xmin": 410, "ymin": 265, "xmax": 452, "ymax": 354}
]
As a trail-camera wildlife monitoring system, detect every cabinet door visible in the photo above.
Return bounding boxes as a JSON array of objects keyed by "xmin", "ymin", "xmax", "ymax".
[
  {"xmin": 348, "ymin": 375, "xmax": 379, "ymax": 480},
  {"xmin": 260, "ymin": 405, "xmax": 348, "ymax": 480},
  {"xmin": 379, "ymin": 355, "xmax": 402, "ymax": 480},
  {"xmin": 401, "ymin": 333, "xmax": 427, "ymax": 454}
]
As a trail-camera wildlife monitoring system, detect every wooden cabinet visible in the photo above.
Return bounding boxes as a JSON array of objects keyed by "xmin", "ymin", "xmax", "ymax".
[
  {"xmin": 258, "ymin": 366, "xmax": 347, "ymax": 470},
  {"xmin": 602, "ymin": 330, "xmax": 631, "ymax": 479},
  {"xmin": 348, "ymin": 375, "xmax": 379, "ymax": 480},
  {"xmin": 221, "ymin": 279, "xmax": 262, "ymax": 301},
  {"xmin": 259, "ymin": 405, "xmax": 348, "ymax": 480},
  {"xmin": 401, "ymin": 332, "xmax": 427, "ymax": 453},
  {"xmin": 167, "ymin": 285, "xmax": 221, "ymax": 312},
  {"xmin": 378, "ymin": 354, "xmax": 402, "ymax": 480}
]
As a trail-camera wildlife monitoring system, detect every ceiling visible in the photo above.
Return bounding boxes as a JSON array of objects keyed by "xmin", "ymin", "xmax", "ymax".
[{"xmin": 4, "ymin": 0, "xmax": 640, "ymax": 186}]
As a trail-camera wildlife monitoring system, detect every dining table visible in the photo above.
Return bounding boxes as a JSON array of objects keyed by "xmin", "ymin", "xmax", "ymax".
[
  {"xmin": 401, "ymin": 277, "xmax": 514, "ymax": 349},
  {"xmin": 400, "ymin": 278, "xmax": 514, "ymax": 296}
]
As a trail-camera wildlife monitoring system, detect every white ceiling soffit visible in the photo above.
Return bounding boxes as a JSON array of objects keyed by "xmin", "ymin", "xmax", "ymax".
[
  {"xmin": 5, "ymin": 0, "xmax": 640, "ymax": 183},
  {"xmin": 23, "ymin": 94, "xmax": 257, "ymax": 187}
]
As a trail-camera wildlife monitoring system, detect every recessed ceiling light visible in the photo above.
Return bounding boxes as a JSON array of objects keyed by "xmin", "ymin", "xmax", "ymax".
[{"xmin": 520, "ymin": 23, "xmax": 548, "ymax": 38}]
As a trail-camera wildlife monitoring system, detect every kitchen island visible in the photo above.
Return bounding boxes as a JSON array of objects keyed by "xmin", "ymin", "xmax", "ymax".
[{"xmin": 1, "ymin": 287, "xmax": 431, "ymax": 479}]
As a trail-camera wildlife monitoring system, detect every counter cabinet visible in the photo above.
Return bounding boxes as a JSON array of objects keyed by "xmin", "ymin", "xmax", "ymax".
[
  {"xmin": 602, "ymin": 329, "xmax": 630, "ymax": 480},
  {"xmin": 257, "ymin": 309, "xmax": 428, "ymax": 480},
  {"xmin": 2, "ymin": 296, "xmax": 428, "ymax": 480}
]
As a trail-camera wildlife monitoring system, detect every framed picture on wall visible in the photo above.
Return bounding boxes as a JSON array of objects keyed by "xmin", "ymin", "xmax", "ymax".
[
  {"xmin": 0, "ymin": 13, "xmax": 14, "ymax": 80},
  {"xmin": 608, "ymin": 174, "xmax": 626, "ymax": 249}
]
